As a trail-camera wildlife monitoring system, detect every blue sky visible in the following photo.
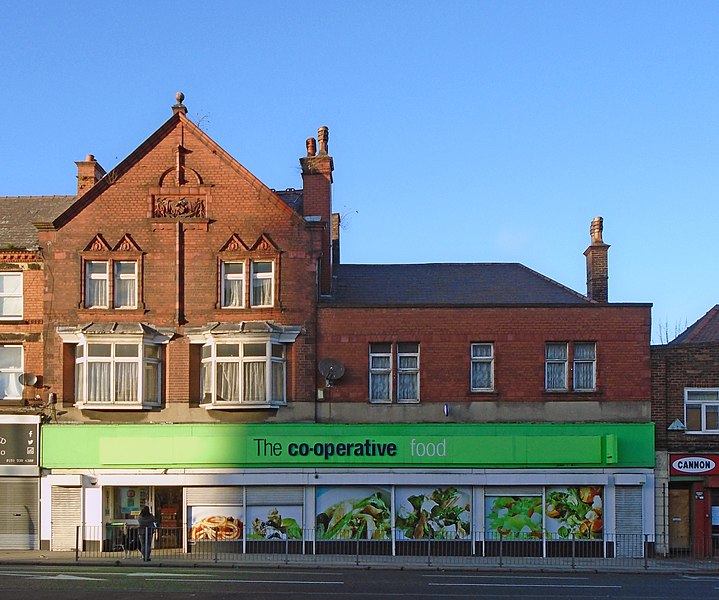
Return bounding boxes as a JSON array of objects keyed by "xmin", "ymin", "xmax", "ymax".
[{"xmin": 1, "ymin": 1, "xmax": 717, "ymax": 342}]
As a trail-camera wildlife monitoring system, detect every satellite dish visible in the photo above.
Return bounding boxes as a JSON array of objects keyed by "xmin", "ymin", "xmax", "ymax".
[
  {"xmin": 18, "ymin": 373, "xmax": 37, "ymax": 386},
  {"xmin": 318, "ymin": 358, "xmax": 345, "ymax": 387}
]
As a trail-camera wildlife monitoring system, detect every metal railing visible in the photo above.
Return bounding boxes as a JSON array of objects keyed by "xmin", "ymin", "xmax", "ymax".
[{"xmin": 73, "ymin": 526, "xmax": 719, "ymax": 570}]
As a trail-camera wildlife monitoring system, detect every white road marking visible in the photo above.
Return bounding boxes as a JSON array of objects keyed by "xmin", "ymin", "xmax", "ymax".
[
  {"xmin": 157, "ymin": 578, "xmax": 344, "ymax": 585},
  {"xmin": 429, "ymin": 582, "xmax": 621, "ymax": 589}
]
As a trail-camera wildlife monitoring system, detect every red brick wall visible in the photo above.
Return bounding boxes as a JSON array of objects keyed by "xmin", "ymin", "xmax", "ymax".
[
  {"xmin": 41, "ymin": 118, "xmax": 321, "ymax": 411},
  {"xmin": 318, "ymin": 304, "xmax": 651, "ymax": 404},
  {"xmin": 652, "ymin": 343, "xmax": 719, "ymax": 452}
]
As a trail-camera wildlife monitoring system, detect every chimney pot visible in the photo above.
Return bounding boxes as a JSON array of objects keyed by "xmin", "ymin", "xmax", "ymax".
[
  {"xmin": 318, "ymin": 126, "xmax": 329, "ymax": 154},
  {"xmin": 584, "ymin": 216, "xmax": 610, "ymax": 303}
]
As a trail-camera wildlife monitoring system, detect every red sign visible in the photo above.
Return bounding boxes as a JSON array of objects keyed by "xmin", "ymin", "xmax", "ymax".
[{"xmin": 670, "ymin": 454, "xmax": 719, "ymax": 476}]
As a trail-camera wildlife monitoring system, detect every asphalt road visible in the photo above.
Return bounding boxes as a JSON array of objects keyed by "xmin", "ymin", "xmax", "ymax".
[{"xmin": 0, "ymin": 565, "xmax": 717, "ymax": 599}]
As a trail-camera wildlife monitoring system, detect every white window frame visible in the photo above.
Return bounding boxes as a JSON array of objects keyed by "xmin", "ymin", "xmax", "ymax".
[
  {"xmin": 396, "ymin": 342, "xmax": 420, "ymax": 403},
  {"xmin": 369, "ymin": 343, "xmax": 392, "ymax": 403},
  {"xmin": 250, "ymin": 260, "xmax": 274, "ymax": 307},
  {"xmin": 221, "ymin": 261, "xmax": 245, "ymax": 308},
  {"xmin": 84, "ymin": 260, "xmax": 109, "ymax": 308},
  {"xmin": 0, "ymin": 272, "xmax": 23, "ymax": 320},
  {"xmin": 72, "ymin": 337, "xmax": 162, "ymax": 409},
  {"xmin": 685, "ymin": 388, "xmax": 719, "ymax": 434},
  {"xmin": 545, "ymin": 342, "xmax": 568, "ymax": 391},
  {"xmin": 113, "ymin": 261, "xmax": 138, "ymax": 309},
  {"xmin": 573, "ymin": 342, "xmax": 596, "ymax": 391},
  {"xmin": 369, "ymin": 342, "xmax": 420, "ymax": 403},
  {"xmin": 199, "ymin": 338, "xmax": 287, "ymax": 408},
  {"xmin": 0, "ymin": 344, "xmax": 23, "ymax": 400},
  {"xmin": 471, "ymin": 343, "xmax": 494, "ymax": 391}
]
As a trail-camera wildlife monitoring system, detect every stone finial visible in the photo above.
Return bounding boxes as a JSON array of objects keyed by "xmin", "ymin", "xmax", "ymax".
[
  {"xmin": 318, "ymin": 126, "xmax": 329, "ymax": 155},
  {"xmin": 306, "ymin": 137, "xmax": 317, "ymax": 157},
  {"xmin": 172, "ymin": 91, "xmax": 187, "ymax": 115},
  {"xmin": 590, "ymin": 216, "xmax": 604, "ymax": 244}
]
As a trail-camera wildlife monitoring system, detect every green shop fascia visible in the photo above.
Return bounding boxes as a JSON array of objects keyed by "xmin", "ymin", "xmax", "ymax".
[{"xmin": 41, "ymin": 422, "xmax": 654, "ymax": 470}]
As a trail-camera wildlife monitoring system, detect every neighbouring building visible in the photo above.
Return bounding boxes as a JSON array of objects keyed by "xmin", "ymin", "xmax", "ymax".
[
  {"xmin": 652, "ymin": 305, "xmax": 719, "ymax": 557},
  {"xmin": 1, "ymin": 94, "xmax": 654, "ymax": 558}
]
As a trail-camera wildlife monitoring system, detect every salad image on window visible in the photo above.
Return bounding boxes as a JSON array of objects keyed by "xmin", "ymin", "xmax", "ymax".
[
  {"xmin": 316, "ymin": 488, "xmax": 391, "ymax": 540},
  {"xmin": 396, "ymin": 487, "xmax": 471, "ymax": 540},
  {"xmin": 247, "ymin": 506, "xmax": 302, "ymax": 540},
  {"xmin": 545, "ymin": 486, "xmax": 603, "ymax": 539},
  {"xmin": 485, "ymin": 496, "xmax": 543, "ymax": 539}
]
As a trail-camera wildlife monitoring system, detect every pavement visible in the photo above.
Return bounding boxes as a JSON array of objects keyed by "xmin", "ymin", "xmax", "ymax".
[{"xmin": 1, "ymin": 548, "xmax": 718, "ymax": 574}]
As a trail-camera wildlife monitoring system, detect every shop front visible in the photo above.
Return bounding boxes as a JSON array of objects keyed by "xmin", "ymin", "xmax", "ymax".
[
  {"xmin": 668, "ymin": 453, "xmax": 719, "ymax": 557},
  {"xmin": 39, "ymin": 422, "xmax": 655, "ymax": 557},
  {"xmin": 0, "ymin": 415, "xmax": 40, "ymax": 550}
]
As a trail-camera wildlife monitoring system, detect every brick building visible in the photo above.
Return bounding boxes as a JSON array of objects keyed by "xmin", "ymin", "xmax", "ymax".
[
  {"xmin": 652, "ymin": 305, "xmax": 719, "ymax": 557},
  {"xmin": 1, "ymin": 95, "xmax": 654, "ymax": 557}
]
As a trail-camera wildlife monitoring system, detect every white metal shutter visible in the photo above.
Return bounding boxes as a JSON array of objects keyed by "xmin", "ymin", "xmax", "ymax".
[
  {"xmin": 186, "ymin": 487, "xmax": 243, "ymax": 506},
  {"xmin": 246, "ymin": 487, "xmax": 303, "ymax": 506},
  {"xmin": 50, "ymin": 486, "xmax": 82, "ymax": 551},
  {"xmin": 615, "ymin": 485, "xmax": 644, "ymax": 557},
  {"xmin": 0, "ymin": 478, "xmax": 39, "ymax": 550}
]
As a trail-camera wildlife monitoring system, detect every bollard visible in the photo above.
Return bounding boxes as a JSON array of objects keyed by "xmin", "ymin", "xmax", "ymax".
[{"xmin": 75, "ymin": 525, "xmax": 80, "ymax": 562}]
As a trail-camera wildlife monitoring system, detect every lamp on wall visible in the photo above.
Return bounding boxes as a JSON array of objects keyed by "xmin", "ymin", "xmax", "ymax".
[{"xmin": 667, "ymin": 418, "xmax": 686, "ymax": 431}]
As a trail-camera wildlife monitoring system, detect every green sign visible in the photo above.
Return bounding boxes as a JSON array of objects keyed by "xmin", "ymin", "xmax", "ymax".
[{"xmin": 41, "ymin": 422, "xmax": 654, "ymax": 469}]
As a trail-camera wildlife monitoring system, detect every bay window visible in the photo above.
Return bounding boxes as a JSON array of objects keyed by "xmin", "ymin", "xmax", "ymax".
[
  {"xmin": 200, "ymin": 339, "xmax": 286, "ymax": 407},
  {"xmin": 73, "ymin": 340, "xmax": 162, "ymax": 408}
]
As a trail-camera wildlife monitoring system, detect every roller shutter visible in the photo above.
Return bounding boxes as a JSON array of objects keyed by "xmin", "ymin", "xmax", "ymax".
[
  {"xmin": 615, "ymin": 485, "xmax": 644, "ymax": 557},
  {"xmin": 50, "ymin": 486, "xmax": 82, "ymax": 551},
  {"xmin": 186, "ymin": 487, "xmax": 243, "ymax": 506},
  {"xmin": 0, "ymin": 478, "xmax": 38, "ymax": 550}
]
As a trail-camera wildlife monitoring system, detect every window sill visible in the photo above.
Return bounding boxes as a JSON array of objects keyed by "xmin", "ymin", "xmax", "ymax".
[
  {"xmin": 75, "ymin": 402, "xmax": 160, "ymax": 411},
  {"xmin": 201, "ymin": 402, "xmax": 284, "ymax": 410},
  {"xmin": 683, "ymin": 430, "xmax": 719, "ymax": 435},
  {"xmin": 368, "ymin": 400, "xmax": 421, "ymax": 405}
]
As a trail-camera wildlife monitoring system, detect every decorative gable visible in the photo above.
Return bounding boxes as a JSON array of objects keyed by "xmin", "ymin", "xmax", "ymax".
[
  {"xmin": 83, "ymin": 234, "xmax": 111, "ymax": 252},
  {"xmin": 219, "ymin": 234, "xmax": 249, "ymax": 253},
  {"xmin": 113, "ymin": 234, "xmax": 142, "ymax": 253}
]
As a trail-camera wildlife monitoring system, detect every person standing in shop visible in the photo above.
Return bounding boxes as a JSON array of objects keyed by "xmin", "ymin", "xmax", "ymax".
[{"xmin": 137, "ymin": 505, "xmax": 157, "ymax": 562}]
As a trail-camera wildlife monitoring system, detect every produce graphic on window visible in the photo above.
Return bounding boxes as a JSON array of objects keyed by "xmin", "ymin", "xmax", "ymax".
[
  {"xmin": 545, "ymin": 486, "xmax": 603, "ymax": 539},
  {"xmin": 315, "ymin": 487, "xmax": 391, "ymax": 540},
  {"xmin": 396, "ymin": 487, "xmax": 471, "ymax": 540},
  {"xmin": 247, "ymin": 506, "xmax": 302, "ymax": 540},
  {"xmin": 485, "ymin": 496, "xmax": 543, "ymax": 539}
]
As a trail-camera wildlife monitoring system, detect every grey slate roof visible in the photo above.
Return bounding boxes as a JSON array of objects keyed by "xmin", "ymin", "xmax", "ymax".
[
  {"xmin": 669, "ymin": 305, "xmax": 719, "ymax": 345},
  {"xmin": 0, "ymin": 196, "xmax": 76, "ymax": 249},
  {"xmin": 325, "ymin": 263, "xmax": 591, "ymax": 306}
]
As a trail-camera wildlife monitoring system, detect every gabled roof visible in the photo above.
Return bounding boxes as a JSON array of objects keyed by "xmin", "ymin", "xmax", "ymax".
[
  {"xmin": 49, "ymin": 111, "xmax": 305, "ymax": 229},
  {"xmin": 0, "ymin": 195, "xmax": 75, "ymax": 249},
  {"xmin": 669, "ymin": 305, "xmax": 719, "ymax": 345},
  {"xmin": 324, "ymin": 263, "xmax": 592, "ymax": 307}
]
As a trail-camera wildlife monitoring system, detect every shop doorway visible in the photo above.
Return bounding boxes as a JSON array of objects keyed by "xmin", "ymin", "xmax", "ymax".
[
  {"xmin": 668, "ymin": 486, "xmax": 691, "ymax": 555},
  {"xmin": 155, "ymin": 487, "xmax": 182, "ymax": 549}
]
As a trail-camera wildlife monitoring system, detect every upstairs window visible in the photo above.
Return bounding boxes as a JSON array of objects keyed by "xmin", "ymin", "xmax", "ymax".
[
  {"xmin": 114, "ymin": 261, "xmax": 138, "ymax": 309},
  {"xmin": 573, "ymin": 342, "xmax": 596, "ymax": 391},
  {"xmin": 0, "ymin": 345, "xmax": 23, "ymax": 400},
  {"xmin": 0, "ymin": 272, "xmax": 22, "ymax": 320},
  {"xmin": 369, "ymin": 342, "xmax": 420, "ymax": 403},
  {"xmin": 471, "ymin": 343, "xmax": 494, "ymax": 391},
  {"xmin": 251, "ymin": 261, "xmax": 274, "ymax": 307},
  {"xmin": 74, "ymin": 340, "xmax": 162, "ymax": 408},
  {"xmin": 85, "ymin": 261, "xmax": 109, "ymax": 308},
  {"xmin": 545, "ymin": 343, "xmax": 568, "ymax": 391},
  {"xmin": 222, "ymin": 262, "xmax": 245, "ymax": 308},
  {"xmin": 685, "ymin": 389, "xmax": 719, "ymax": 433},
  {"xmin": 84, "ymin": 259, "xmax": 139, "ymax": 310},
  {"xmin": 200, "ymin": 340, "xmax": 286, "ymax": 407}
]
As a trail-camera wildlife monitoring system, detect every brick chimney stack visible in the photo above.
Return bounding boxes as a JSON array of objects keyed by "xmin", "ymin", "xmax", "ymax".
[
  {"xmin": 300, "ymin": 126, "xmax": 334, "ymax": 295},
  {"xmin": 75, "ymin": 154, "xmax": 106, "ymax": 197},
  {"xmin": 584, "ymin": 216, "xmax": 610, "ymax": 303}
]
